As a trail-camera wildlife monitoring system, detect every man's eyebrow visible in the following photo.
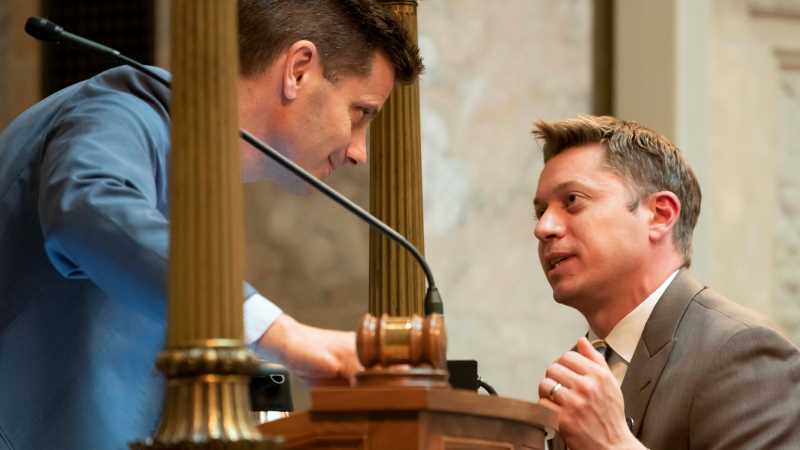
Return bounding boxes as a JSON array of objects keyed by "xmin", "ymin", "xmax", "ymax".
[{"xmin": 551, "ymin": 180, "xmax": 593, "ymax": 193}]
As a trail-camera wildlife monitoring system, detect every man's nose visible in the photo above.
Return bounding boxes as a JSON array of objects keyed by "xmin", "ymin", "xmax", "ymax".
[
  {"xmin": 533, "ymin": 209, "xmax": 565, "ymax": 241},
  {"xmin": 345, "ymin": 130, "xmax": 368, "ymax": 165}
]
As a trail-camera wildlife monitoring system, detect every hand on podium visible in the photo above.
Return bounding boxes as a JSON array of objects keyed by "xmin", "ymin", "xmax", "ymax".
[
  {"xmin": 538, "ymin": 337, "xmax": 647, "ymax": 450},
  {"xmin": 258, "ymin": 313, "xmax": 364, "ymax": 385}
]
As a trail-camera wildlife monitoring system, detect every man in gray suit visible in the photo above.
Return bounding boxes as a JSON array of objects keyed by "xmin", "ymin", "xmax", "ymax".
[
  {"xmin": 532, "ymin": 116, "xmax": 800, "ymax": 449},
  {"xmin": 0, "ymin": 1, "xmax": 422, "ymax": 449}
]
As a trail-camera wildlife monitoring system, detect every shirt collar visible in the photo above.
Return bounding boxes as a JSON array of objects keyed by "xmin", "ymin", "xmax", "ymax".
[{"xmin": 589, "ymin": 270, "xmax": 679, "ymax": 363}]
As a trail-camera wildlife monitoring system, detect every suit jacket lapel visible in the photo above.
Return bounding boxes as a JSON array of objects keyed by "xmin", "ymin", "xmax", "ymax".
[{"xmin": 620, "ymin": 270, "xmax": 705, "ymax": 436}]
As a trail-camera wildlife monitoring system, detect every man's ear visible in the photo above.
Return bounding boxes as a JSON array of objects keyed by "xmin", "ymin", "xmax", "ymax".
[
  {"xmin": 281, "ymin": 40, "xmax": 320, "ymax": 101},
  {"xmin": 647, "ymin": 191, "xmax": 681, "ymax": 243}
]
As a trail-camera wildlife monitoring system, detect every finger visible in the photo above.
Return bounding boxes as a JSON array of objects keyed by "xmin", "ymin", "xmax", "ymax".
[
  {"xmin": 545, "ymin": 361, "xmax": 582, "ymax": 388},
  {"xmin": 538, "ymin": 377, "xmax": 573, "ymax": 405},
  {"xmin": 538, "ymin": 377, "xmax": 568, "ymax": 401},
  {"xmin": 548, "ymin": 381, "xmax": 573, "ymax": 404},
  {"xmin": 344, "ymin": 360, "xmax": 364, "ymax": 386},
  {"xmin": 340, "ymin": 355, "xmax": 364, "ymax": 376},
  {"xmin": 576, "ymin": 336, "xmax": 607, "ymax": 366},
  {"xmin": 538, "ymin": 377, "xmax": 558, "ymax": 400},
  {"xmin": 557, "ymin": 350, "xmax": 595, "ymax": 375}
]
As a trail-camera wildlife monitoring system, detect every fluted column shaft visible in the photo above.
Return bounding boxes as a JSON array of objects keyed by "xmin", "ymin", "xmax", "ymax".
[
  {"xmin": 369, "ymin": 0, "xmax": 425, "ymax": 317},
  {"xmin": 168, "ymin": 0, "xmax": 243, "ymax": 346},
  {"xmin": 133, "ymin": 1, "xmax": 275, "ymax": 448}
]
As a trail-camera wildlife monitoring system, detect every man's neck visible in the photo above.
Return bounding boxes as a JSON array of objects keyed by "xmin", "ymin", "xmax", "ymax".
[
  {"xmin": 237, "ymin": 70, "xmax": 283, "ymax": 183},
  {"xmin": 584, "ymin": 263, "xmax": 682, "ymax": 338}
]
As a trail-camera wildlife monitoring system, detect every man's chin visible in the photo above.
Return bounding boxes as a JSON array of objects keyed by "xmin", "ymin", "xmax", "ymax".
[
  {"xmin": 280, "ymin": 177, "xmax": 313, "ymax": 195},
  {"xmin": 265, "ymin": 166, "xmax": 317, "ymax": 195},
  {"xmin": 550, "ymin": 283, "xmax": 582, "ymax": 308}
]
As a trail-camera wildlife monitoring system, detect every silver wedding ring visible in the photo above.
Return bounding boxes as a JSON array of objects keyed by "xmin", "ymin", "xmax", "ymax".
[{"xmin": 548, "ymin": 382, "xmax": 564, "ymax": 400}]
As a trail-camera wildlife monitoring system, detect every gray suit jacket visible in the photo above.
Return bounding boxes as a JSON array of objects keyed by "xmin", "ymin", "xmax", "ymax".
[{"xmin": 550, "ymin": 270, "xmax": 800, "ymax": 449}]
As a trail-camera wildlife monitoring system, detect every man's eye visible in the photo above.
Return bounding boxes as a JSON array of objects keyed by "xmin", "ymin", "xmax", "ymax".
[
  {"xmin": 566, "ymin": 194, "xmax": 582, "ymax": 208},
  {"xmin": 356, "ymin": 107, "xmax": 373, "ymax": 122}
]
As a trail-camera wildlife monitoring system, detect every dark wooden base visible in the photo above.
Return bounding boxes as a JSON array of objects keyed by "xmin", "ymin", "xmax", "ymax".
[{"xmin": 258, "ymin": 387, "xmax": 556, "ymax": 450}]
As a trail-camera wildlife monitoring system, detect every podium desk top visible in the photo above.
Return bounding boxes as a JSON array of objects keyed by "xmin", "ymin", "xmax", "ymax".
[{"xmin": 310, "ymin": 386, "xmax": 557, "ymax": 431}]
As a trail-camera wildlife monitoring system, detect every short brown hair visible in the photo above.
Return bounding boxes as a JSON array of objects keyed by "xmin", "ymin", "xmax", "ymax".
[
  {"xmin": 533, "ymin": 115, "xmax": 702, "ymax": 267},
  {"xmin": 238, "ymin": 0, "xmax": 424, "ymax": 83}
]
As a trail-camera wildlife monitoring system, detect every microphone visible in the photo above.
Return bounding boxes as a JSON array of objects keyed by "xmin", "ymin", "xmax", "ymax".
[
  {"xmin": 25, "ymin": 16, "xmax": 444, "ymax": 316},
  {"xmin": 24, "ymin": 16, "xmax": 64, "ymax": 42}
]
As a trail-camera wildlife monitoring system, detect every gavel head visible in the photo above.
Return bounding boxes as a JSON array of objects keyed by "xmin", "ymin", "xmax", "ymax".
[{"xmin": 355, "ymin": 313, "xmax": 448, "ymax": 387}]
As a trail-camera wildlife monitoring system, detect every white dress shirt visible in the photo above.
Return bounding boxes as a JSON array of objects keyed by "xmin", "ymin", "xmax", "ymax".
[
  {"xmin": 244, "ymin": 293, "xmax": 284, "ymax": 344},
  {"xmin": 588, "ymin": 270, "xmax": 679, "ymax": 384}
]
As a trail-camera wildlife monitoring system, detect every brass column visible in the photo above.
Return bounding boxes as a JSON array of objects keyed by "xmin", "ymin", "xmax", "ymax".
[
  {"xmin": 132, "ymin": 1, "xmax": 275, "ymax": 448},
  {"xmin": 369, "ymin": 0, "xmax": 425, "ymax": 316}
]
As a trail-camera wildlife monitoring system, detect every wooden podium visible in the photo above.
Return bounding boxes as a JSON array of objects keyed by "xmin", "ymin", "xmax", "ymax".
[
  {"xmin": 259, "ymin": 386, "xmax": 555, "ymax": 450},
  {"xmin": 258, "ymin": 315, "xmax": 556, "ymax": 450}
]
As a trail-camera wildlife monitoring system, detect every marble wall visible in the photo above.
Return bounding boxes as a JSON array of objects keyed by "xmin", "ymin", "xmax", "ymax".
[
  {"xmin": 775, "ymin": 70, "xmax": 800, "ymax": 342},
  {"xmin": 417, "ymin": 0, "xmax": 592, "ymax": 400},
  {"xmin": 710, "ymin": 0, "xmax": 800, "ymax": 343}
]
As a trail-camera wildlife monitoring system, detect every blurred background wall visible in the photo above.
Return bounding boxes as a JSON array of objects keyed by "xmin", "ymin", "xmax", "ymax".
[{"xmin": 2, "ymin": 0, "xmax": 799, "ymax": 406}]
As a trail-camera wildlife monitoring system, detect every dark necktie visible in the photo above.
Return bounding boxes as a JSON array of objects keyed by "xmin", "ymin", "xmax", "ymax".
[
  {"xmin": 590, "ymin": 339, "xmax": 636, "ymax": 433},
  {"xmin": 590, "ymin": 339, "xmax": 611, "ymax": 362}
]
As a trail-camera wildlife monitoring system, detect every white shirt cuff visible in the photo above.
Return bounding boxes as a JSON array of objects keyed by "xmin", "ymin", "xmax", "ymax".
[{"xmin": 243, "ymin": 293, "xmax": 283, "ymax": 344}]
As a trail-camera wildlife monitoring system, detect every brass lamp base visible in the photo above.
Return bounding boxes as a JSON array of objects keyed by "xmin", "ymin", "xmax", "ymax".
[{"xmin": 130, "ymin": 340, "xmax": 280, "ymax": 450}]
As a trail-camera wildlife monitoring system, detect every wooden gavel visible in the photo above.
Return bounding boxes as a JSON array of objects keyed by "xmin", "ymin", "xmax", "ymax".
[{"xmin": 355, "ymin": 313, "xmax": 449, "ymax": 388}]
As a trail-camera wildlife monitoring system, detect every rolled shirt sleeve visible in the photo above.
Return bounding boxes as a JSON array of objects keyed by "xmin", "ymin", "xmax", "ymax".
[{"xmin": 244, "ymin": 293, "xmax": 283, "ymax": 344}]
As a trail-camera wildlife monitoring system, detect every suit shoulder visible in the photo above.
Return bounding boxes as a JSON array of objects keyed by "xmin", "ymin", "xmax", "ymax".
[{"xmin": 688, "ymin": 287, "xmax": 794, "ymax": 347}]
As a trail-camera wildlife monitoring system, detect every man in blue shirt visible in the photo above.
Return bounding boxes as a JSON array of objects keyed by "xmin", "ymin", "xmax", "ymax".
[{"xmin": 0, "ymin": 1, "xmax": 423, "ymax": 449}]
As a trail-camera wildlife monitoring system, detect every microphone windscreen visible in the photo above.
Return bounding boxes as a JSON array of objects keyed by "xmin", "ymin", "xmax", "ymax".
[{"xmin": 25, "ymin": 16, "xmax": 63, "ymax": 42}]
